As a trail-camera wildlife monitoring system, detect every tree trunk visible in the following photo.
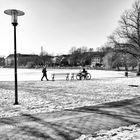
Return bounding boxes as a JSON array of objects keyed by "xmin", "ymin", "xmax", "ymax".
[
  {"xmin": 136, "ymin": 58, "xmax": 140, "ymax": 76},
  {"xmin": 117, "ymin": 65, "xmax": 120, "ymax": 71},
  {"xmin": 125, "ymin": 65, "xmax": 128, "ymax": 71},
  {"xmin": 131, "ymin": 66, "xmax": 135, "ymax": 71}
]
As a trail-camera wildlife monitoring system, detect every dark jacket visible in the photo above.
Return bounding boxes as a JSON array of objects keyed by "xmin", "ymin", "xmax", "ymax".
[{"xmin": 42, "ymin": 68, "xmax": 47, "ymax": 75}]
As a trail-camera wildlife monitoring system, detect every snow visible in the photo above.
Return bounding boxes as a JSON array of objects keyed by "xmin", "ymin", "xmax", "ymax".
[
  {"xmin": 76, "ymin": 125, "xmax": 140, "ymax": 140},
  {"xmin": 0, "ymin": 68, "xmax": 132, "ymax": 81},
  {"xmin": 0, "ymin": 68, "xmax": 140, "ymax": 139}
]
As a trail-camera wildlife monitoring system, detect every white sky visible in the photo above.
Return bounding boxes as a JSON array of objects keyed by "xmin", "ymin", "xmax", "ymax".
[{"xmin": 0, "ymin": 0, "xmax": 135, "ymax": 57}]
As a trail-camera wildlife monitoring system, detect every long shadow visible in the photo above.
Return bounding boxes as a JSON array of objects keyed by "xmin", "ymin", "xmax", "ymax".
[
  {"xmin": 20, "ymin": 113, "xmax": 81, "ymax": 140},
  {"xmin": 1, "ymin": 97, "xmax": 140, "ymax": 139},
  {"xmin": 71, "ymin": 96, "xmax": 140, "ymax": 110},
  {"xmin": 0, "ymin": 117, "xmax": 19, "ymax": 126},
  {"xmin": 0, "ymin": 113, "xmax": 80, "ymax": 140},
  {"xmin": 18, "ymin": 97, "xmax": 140, "ymax": 139},
  {"xmin": 0, "ymin": 116, "xmax": 53, "ymax": 139},
  {"xmin": 17, "ymin": 125, "xmax": 52, "ymax": 140},
  {"xmin": 68, "ymin": 97, "xmax": 140, "ymax": 124}
]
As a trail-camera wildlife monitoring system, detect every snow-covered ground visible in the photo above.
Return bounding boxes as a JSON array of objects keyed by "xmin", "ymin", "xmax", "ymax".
[
  {"xmin": 76, "ymin": 124, "xmax": 140, "ymax": 140},
  {"xmin": 0, "ymin": 68, "xmax": 131, "ymax": 81},
  {"xmin": 0, "ymin": 68, "xmax": 140, "ymax": 140}
]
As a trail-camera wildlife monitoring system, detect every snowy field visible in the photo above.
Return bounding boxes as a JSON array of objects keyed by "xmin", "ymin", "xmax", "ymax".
[
  {"xmin": 0, "ymin": 68, "xmax": 133, "ymax": 81},
  {"xmin": 0, "ymin": 68, "xmax": 139, "ymax": 117},
  {"xmin": 0, "ymin": 68, "xmax": 140, "ymax": 140}
]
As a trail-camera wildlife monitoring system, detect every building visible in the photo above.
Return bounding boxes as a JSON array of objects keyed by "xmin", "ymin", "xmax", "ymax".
[
  {"xmin": 0, "ymin": 57, "xmax": 5, "ymax": 67},
  {"xmin": 90, "ymin": 52, "xmax": 105, "ymax": 67},
  {"xmin": 5, "ymin": 54, "xmax": 14, "ymax": 66},
  {"xmin": 5, "ymin": 53, "xmax": 39, "ymax": 67}
]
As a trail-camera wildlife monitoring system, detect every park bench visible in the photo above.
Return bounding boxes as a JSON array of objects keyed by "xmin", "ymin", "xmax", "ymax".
[
  {"xmin": 52, "ymin": 73, "xmax": 70, "ymax": 81},
  {"xmin": 71, "ymin": 73, "xmax": 79, "ymax": 80}
]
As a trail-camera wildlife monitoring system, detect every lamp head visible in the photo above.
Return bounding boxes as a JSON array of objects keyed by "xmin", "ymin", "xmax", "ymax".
[{"xmin": 4, "ymin": 9, "xmax": 24, "ymax": 26}]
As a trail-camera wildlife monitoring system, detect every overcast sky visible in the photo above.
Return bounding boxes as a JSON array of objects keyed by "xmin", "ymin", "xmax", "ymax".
[{"xmin": 0, "ymin": 0, "xmax": 135, "ymax": 57}]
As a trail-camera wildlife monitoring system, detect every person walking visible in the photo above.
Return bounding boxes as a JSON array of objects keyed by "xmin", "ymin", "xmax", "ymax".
[{"xmin": 41, "ymin": 66, "xmax": 49, "ymax": 81}]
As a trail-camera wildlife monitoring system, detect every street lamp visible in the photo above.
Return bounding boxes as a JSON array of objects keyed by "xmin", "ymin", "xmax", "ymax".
[{"xmin": 4, "ymin": 9, "xmax": 25, "ymax": 105}]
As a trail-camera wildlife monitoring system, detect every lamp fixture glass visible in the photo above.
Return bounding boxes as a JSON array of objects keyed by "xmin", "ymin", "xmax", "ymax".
[{"xmin": 4, "ymin": 9, "xmax": 25, "ymax": 24}]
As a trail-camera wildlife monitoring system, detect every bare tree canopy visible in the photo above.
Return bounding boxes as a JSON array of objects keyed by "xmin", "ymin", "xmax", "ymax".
[
  {"xmin": 108, "ymin": 0, "xmax": 140, "ymax": 74},
  {"xmin": 110, "ymin": 1, "xmax": 140, "ymax": 57}
]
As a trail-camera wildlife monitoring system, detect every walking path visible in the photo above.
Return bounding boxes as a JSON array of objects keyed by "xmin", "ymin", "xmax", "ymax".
[{"xmin": 0, "ymin": 97, "xmax": 140, "ymax": 140}]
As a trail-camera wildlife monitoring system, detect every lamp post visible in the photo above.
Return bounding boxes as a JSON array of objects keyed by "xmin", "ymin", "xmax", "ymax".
[{"xmin": 4, "ymin": 9, "xmax": 25, "ymax": 105}]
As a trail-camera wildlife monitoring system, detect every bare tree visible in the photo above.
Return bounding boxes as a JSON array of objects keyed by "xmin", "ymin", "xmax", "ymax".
[{"xmin": 109, "ymin": 1, "xmax": 140, "ymax": 75}]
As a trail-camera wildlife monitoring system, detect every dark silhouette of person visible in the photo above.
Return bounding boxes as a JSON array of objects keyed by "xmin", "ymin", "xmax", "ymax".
[
  {"xmin": 41, "ymin": 66, "xmax": 49, "ymax": 81},
  {"xmin": 81, "ymin": 68, "xmax": 87, "ymax": 74},
  {"xmin": 80, "ymin": 68, "xmax": 87, "ymax": 79},
  {"xmin": 125, "ymin": 71, "xmax": 128, "ymax": 77}
]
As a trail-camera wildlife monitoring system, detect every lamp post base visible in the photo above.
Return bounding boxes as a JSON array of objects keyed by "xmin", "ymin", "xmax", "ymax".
[{"xmin": 14, "ymin": 102, "xmax": 19, "ymax": 105}]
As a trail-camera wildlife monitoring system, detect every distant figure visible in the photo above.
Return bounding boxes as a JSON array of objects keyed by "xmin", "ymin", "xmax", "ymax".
[
  {"xmin": 81, "ymin": 68, "xmax": 88, "ymax": 79},
  {"xmin": 41, "ymin": 66, "xmax": 49, "ymax": 81},
  {"xmin": 81, "ymin": 68, "xmax": 87, "ymax": 74},
  {"xmin": 125, "ymin": 71, "xmax": 128, "ymax": 77}
]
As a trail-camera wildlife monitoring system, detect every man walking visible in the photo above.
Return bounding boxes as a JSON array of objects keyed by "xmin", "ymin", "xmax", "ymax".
[{"xmin": 41, "ymin": 66, "xmax": 49, "ymax": 81}]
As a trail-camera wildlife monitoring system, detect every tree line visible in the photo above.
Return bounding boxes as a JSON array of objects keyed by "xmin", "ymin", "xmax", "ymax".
[
  {"xmin": 5, "ymin": 0, "xmax": 140, "ymax": 74},
  {"xmin": 16, "ymin": 47, "xmax": 102, "ymax": 68},
  {"xmin": 98, "ymin": 0, "xmax": 140, "ymax": 75},
  {"xmin": 36, "ymin": 0, "xmax": 140, "ymax": 73}
]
